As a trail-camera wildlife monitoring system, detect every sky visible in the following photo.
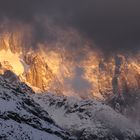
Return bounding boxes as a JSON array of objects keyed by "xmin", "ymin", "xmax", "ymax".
[{"xmin": 0, "ymin": 0, "xmax": 140, "ymax": 54}]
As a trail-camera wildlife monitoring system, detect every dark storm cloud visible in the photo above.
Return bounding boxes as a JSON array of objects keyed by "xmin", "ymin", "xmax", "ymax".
[{"xmin": 0, "ymin": 0, "xmax": 140, "ymax": 53}]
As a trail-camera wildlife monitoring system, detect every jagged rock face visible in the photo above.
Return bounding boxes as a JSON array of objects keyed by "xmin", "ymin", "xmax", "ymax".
[
  {"xmin": 23, "ymin": 53, "xmax": 55, "ymax": 90},
  {"xmin": 0, "ymin": 31, "xmax": 140, "ymax": 99},
  {"xmin": 0, "ymin": 32, "xmax": 56, "ymax": 92},
  {"xmin": 97, "ymin": 55, "xmax": 140, "ymax": 98}
]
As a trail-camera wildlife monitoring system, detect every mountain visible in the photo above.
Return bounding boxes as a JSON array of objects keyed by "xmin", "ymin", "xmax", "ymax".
[
  {"xmin": 0, "ymin": 69, "xmax": 140, "ymax": 139},
  {"xmin": 0, "ymin": 31, "xmax": 140, "ymax": 139},
  {"xmin": 33, "ymin": 93, "xmax": 140, "ymax": 140},
  {"xmin": 0, "ymin": 71, "xmax": 73, "ymax": 140},
  {"xmin": 0, "ymin": 31, "xmax": 140, "ymax": 99},
  {"xmin": 0, "ymin": 32, "xmax": 56, "ymax": 92}
]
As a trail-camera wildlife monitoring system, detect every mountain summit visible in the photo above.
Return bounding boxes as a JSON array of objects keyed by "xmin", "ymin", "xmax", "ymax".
[{"xmin": 0, "ymin": 32, "xmax": 140, "ymax": 100}]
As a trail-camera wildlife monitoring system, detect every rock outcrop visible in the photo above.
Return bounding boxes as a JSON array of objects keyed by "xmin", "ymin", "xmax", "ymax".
[
  {"xmin": 0, "ymin": 31, "xmax": 140, "ymax": 99},
  {"xmin": 23, "ymin": 53, "xmax": 55, "ymax": 90}
]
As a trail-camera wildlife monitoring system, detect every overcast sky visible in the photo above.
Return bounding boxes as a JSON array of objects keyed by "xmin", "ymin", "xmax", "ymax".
[{"xmin": 0, "ymin": 0, "xmax": 140, "ymax": 54}]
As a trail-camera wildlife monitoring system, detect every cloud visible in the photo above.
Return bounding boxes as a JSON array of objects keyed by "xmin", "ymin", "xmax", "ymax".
[{"xmin": 0, "ymin": 0, "xmax": 140, "ymax": 54}]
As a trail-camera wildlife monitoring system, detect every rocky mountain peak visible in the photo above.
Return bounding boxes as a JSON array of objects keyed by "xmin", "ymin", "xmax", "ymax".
[{"xmin": 0, "ymin": 31, "xmax": 140, "ymax": 99}]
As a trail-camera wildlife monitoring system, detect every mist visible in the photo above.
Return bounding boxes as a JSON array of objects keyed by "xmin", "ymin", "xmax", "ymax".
[{"xmin": 0, "ymin": 0, "xmax": 140, "ymax": 55}]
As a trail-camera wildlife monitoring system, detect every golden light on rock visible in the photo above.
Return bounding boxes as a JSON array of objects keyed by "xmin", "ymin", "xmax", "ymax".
[{"xmin": 0, "ymin": 30, "xmax": 140, "ymax": 99}]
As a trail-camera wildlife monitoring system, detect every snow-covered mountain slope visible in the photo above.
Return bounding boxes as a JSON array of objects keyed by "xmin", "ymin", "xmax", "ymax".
[
  {"xmin": 0, "ymin": 73, "xmax": 73, "ymax": 140},
  {"xmin": 0, "ymin": 69, "xmax": 140, "ymax": 140},
  {"xmin": 33, "ymin": 93, "xmax": 140, "ymax": 140}
]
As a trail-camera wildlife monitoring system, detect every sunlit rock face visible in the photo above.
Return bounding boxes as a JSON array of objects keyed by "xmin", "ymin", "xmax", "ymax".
[
  {"xmin": 0, "ymin": 31, "xmax": 140, "ymax": 99},
  {"xmin": 0, "ymin": 32, "xmax": 54, "ymax": 92},
  {"xmin": 23, "ymin": 53, "xmax": 55, "ymax": 90},
  {"xmin": 93, "ymin": 55, "xmax": 140, "ymax": 99}
]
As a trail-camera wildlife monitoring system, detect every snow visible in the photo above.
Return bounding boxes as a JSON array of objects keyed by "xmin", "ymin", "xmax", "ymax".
[
  {"xmin": 0, "ymin": 70, "xmax": 139, "ymax": 139},
  {"xmin": 0, "ymin": 119, "xmax": 62, "ymax": 140},
  {"xmin": 33, "ymin": 93, "xmax": 140, "ymax": 139},
  {"xmin": 0, "ymin": 76, "xmax": 71, "ymax": 140}
]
